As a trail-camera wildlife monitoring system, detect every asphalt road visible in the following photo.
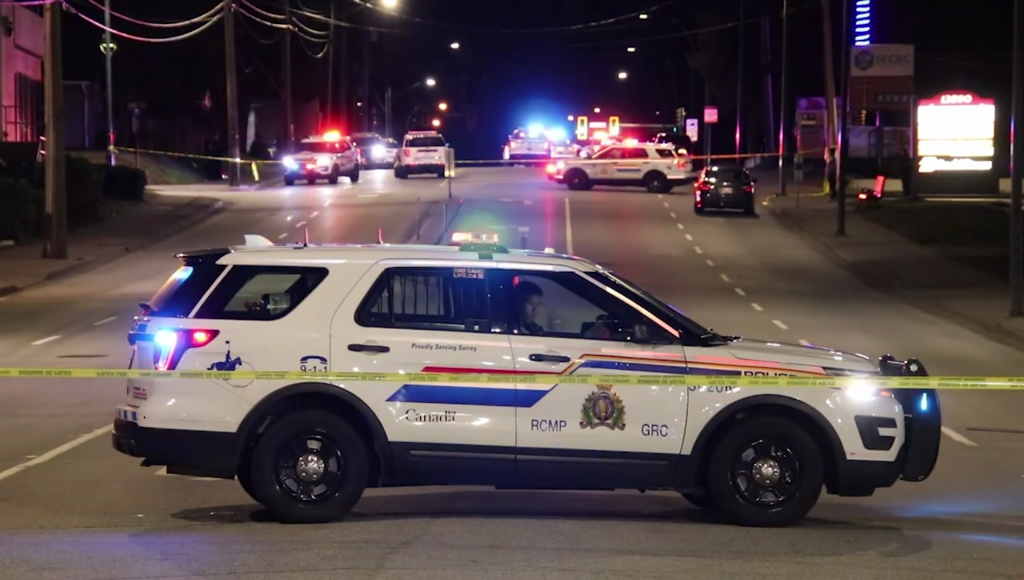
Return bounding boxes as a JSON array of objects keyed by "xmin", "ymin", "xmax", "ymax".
[{"xmin": 1, "ymin": 167, "xmax": 1024, "ymax": 579}]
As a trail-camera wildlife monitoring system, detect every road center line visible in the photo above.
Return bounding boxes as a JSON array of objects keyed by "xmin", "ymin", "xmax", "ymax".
[
  {"xmin": 772, "ymin": 319, "xmax": 789, "ymax": 330},
  {"xmin": 798, "ymin": 339, "xmax": 811, "ymax": 346},
  {"xmin": 30, "ymin": 335, "xmax": 61, "ymax": 346},
  {"xmin": 705, "ymin": 259, "xmax": 714, "ymax": 266},
  {"xmin": 685, "ymin": 234, "xmax": 693, "ymax": 241},
  {"xmin": 669, "ymin": 211, "xmax": 677, "ymax": 218},
  {"xmin": 0, "ymin": 425, "xmax": 111, "ymax": 483},
  {"xmin": 278, "ymin": 233, "xmax": 289, "ymax": 240},
  {"xmin": 694, "ymin": 246, "xmax": 704, "ymax": 254},
  {"xmin": 309, "ymin": 211, "xmax": 319, "ymax": 218},
  {"xmin": 941, "ymin": 426, "xmax": 979, "ymax": 447},
  {"xmin": 735, "ymin": 288, "xmax": 746, "ymax": 296},
  {"xmin": 295, "ymin": 221, "xmax": 307, "ymax": 228},
  {"xmin": 93, "ymin": 316, "xmax": 118, "ymax": 327},
  {"xmin": 663, "ymin": 201, "xmax": 670, "ymax": 208},
  {"xmin": 677, "ymin": 223, "xmax": 684, "ymax": 230},
  {"xmin": 564, "ymin": 198, "xmax": 574, "ymax": 255},
  {"xmin": 751, "ymin": 303, "xmax": 764, "ymax": 311},
  {"xmin": 720, "ymin": 274, "xmax": 731, "ymax": 282}
]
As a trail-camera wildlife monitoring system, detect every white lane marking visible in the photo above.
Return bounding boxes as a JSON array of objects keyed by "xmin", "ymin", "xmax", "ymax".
[
  {"xmin": 705, "ymin": 259, "xmax": 714, "ymax": 266},
  {"xmin": 565, "ymin": 198, "xmax": 574, "ymax": 255},
  {"xmin": 277, "ymin": 233, "xmax": 289, "ymax": 240},
  {"xmin": 658, "ymin": 194, "xmax": 663, "ymax": 199},
  {"xmin": 677, "ymin": 223, "xmax": 684, "ymax": 230},
  {"xmin": 941, "ymin": 426, "xmax": 979, "ymax": 447},
  {"xmin": 93, "ymin": 316, "xmax": 118, "ymax": 327},
  {"xmin": 31, "ymin": 335, "xmax": 61, "ymax": 346},
  {"xmin": 735, "ymin": 288, "xmax": 746, "ymax": 296},
  {"xmin": 751, "ymin": 303, "xmax": 764, "ymax": 311},
  {"xmin": 663, "ymin": 202, "xmax": 670, "ymax": 208},
  {"xmin": 0, "ymin": 296, "xmax": 9, "ymax": 302},
  {"xmin": 310, "ymin": 211, "xmax": 319, "ymax": 218},
  {"xmin": 295, "ymin": 221, "xmax": 307, "ymax": 228},
  {"xmin": 155, "ymin": 466, "xmax": 220, "ymax": 481},
  {"xmin": 669, "ymin": 212, "xmax": 677, "ymax": 218},
  {"xmin": 0, "ymin": 425, "xmax": 111, "ymax": 483},
  {"xmin": 358, "ymin": 194, "xmax": 379, "ymax": 198},
  {"xmin": 772, "ymin": 320, "xmax": 789, "ymax": 330},
  {"xmin": 694, "ymin": 246, "xmax": 704, "ymax": 254},
  {"xmin": 24, "ymin": 455, "xmax": 37, "ymax": 460},
  {"xmin": 685, "ymin": 234, "xmax": 693, "ymax": 241},
  {"xmin": 720, "ymin": 274, "xmax": 731, "ymax": 282},
  {"xmin": 798, "ymin": 339, "xmax": 812, "ymax": 346},
  {"xmin": 323, "ymin": 200, "xmax": 331, "ymax": 207}
]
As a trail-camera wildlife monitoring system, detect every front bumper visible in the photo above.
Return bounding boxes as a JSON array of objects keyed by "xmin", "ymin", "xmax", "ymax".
[
  {"xmin": 285, "ymin": 165, "xmax": 332, "ymax": 177},
  {"xmin": 112, "ymin": 416, "xmax": 238, "ymax": 479}
]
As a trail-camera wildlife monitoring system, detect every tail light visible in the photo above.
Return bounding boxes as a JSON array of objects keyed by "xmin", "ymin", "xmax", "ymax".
[
  {"xmin": 675, "ymin": 158, "xmax": 689, "ymax": 170},
  {"xmin": 697, "ymin": 182, "xmax": 712, "ymax": 192},
  {"xmin": 403, "ymin": 149, "xmax": 411, "ymax": 157},
  {"xmin": 744, "ymin": 184, "xmax": 754, "ymax": 193},
  {"xmin": 153, "ymin": 328, "xmax": 220, "ymax": 371}
]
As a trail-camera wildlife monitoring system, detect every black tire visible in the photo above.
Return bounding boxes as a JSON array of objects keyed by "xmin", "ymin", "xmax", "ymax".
[
  {"xmin": 644, "ymin": 171, "xmax": 671, "ymax": 194},
  {"xmin": 237, "ymin": 454, "xmax": 257, "ymax": 503},
  {"xmin": 564, "ymin": 169, "xmax": 589, "ymax": 191},
  {"xmin": 743, "ymin": 202, "xmax": 756, "ymax": 216},
  {"xmin": 706, "ymin": 416, "xmax": 824, "ymax": 527},
  {"xmin": 327, "ymin": 167, "xmax": 339, "ymax": 185},
  {"xmin": 681, "ymin": 491, "xmax": 714, "ymax": 511},
  {"xmin": 249, "ymin": 409, "xmax": 369, "ymax": 524},
  {"xmin": 694, "ymin": 202, "xmax": 705, "ymax": 214},
  {"xmin": 394, "ymin": 167, "xmax": 407, "ymax": 179},
  {"xmin": 437, "ymin": 168, "xmax": 446, "ymax": 178},
  {"xmin": 307, "ymin": 177, "xmax": 317, "ymax": 185},
  {"xmin": 284, "ymin": 175, "xmax": 295, "ymax": 186},
  {"xmin": 350, "ymin": 167, "xmax": 360, "ymax": 183}
]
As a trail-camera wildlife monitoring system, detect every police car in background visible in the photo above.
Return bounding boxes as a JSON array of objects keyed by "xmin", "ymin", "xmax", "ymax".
[
  {"xmin": 548, "ymin": 143, "xmax": 694, "ymax": 193},
  {"xmin": 113, "ymin": 235, "xmax": 940, "ymax": 528},
  {"xmin": 282, "ymin": 131, "xmax": 360, "ymax": 186},
  {"xmin": 502, "ymin": 128, "xmax": 551, "ymax": 161},
  {"xmin": 394, "ymin": 131, "xmax": 448, "ymax": 179}
]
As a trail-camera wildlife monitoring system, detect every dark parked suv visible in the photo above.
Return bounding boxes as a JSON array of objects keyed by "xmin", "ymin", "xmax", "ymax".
[{"xmin": 693, "ymin": 165, "xmax": 756, "ymax": 215}]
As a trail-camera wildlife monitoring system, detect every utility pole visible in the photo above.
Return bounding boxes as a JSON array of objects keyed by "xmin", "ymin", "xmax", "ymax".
[
  {"xmin": 339, "ymin": 26, "xmax": 348, "ymax": 131},
  {"xmin": 820, "ymin": 0, "xmax": 838, "ymax": 150},
  {"xmin": 283, "ymin": 0, "xmax": 293, "ymax": 149},
  {"xmin": 43, "ymin": 0, "xmax": 67, "ymax": 259},
  {"xmin": 102, "ymin": 0, "xmax": 115, "ymax": 166},
  {"xmin": 735, "ymin": 0, "xmax": 743, "ymax": 159},
  {"xmin": 326, "ymin": 1, "xmax": 334, "ymax": 127},
  {"xmin": 224, "ymin": 0, "xmax": 240, "ymax": 186},
  {"xmin": 1011, "ymin": 0, "xmax": 1024, "ymax": 316},
  {"xmin": 836, "ymin": 0, "xmax": 850, "ymax": 236},
  {"xmin": 778, "ymin": 0, "xmax": 788, "ymax": 197},
  {"xmin": 362, "ymin": 12, "xmax": 371, "ymax": 132}
]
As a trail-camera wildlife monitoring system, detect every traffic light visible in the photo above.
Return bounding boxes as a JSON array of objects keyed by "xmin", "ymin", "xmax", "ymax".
[
  {"xmin": 576, "ymin": 116, "xmax": 588, "ymax": 140},
  {"xmin": 675, "ymin": 107, "xmax": 686, "ymax": 127},
  {"xmin": 608, "ymin": 116, "xmax": 620, "ymax": 136}
]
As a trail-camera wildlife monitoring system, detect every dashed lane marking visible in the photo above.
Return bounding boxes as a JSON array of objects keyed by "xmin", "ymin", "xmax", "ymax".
[
  {"xmin": 941, "ymin": 426, "xmax": 979, "ymax": 447},
  {"xmin": 30, "ymin": 336, "xmax": 61, "ymax": 346},
  {"xmin": 751, "ymin": 303, "xmax": 764, "ymax": 311},
  {"xmin": 735, "ymin": 288, "xmax": 746, "ymax": 296},
  {"xmin": 799, "ymin": 339, "xmax": 811, "ymax": 346},
  {"xmin": 310, "ymin": 211, "xmax": 319, "ymax": 218},
  {"xmin": 720, "ymin": 274, "xmax": 731, "ymax": 282},
  {"xmin": 669, "ymin": 212, "xmax": 677, "ymax": 218},
  {"xmin": 278, "ymin": 233, "xmax": 289, "ymax": 240},
  {"xmin": 0, "ymin": 425, "xmax": 110, "ymax": 483},
  {"xmin": 772, "ymin": 320, "xmax": 789, "ymax": 330},
  {"xmin": 694, "ymin": 247, "xmax": 704, "ymax": 254},
  {"xmin": 705, "ymin": 259, "xmax": 714, "ymax": 266},
  {"xmin": 663, "ymin": 202, "xmax": 670, "ymax": 208},
  {"xmin": 677, "ymin": 223, "xmax": 685, "ymax": 230},
  {"xmin": 93, "ymin": 317, "xmax": 117, "ymax": 327},
  {"xmin": 685, "ymin": 234, "xmax": 693, "ymax": 241},
  {"xmin": 295, "ymin": 221, "xmax": 307, "ymax": 228}
]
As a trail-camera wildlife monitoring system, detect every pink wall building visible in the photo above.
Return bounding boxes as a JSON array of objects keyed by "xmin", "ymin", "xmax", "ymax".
[{"xmin": 0, "ymin": 3, "xmax": 44, "ymax": 142}]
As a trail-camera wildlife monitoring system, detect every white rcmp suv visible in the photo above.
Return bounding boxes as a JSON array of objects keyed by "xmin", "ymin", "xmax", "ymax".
[
  {"xmin": 548, "ymin": 143, "xmax": 695, "ymax": 193},
  {"xmin": 394, "ymin": 130, "xmax": 448, "ymax": 179},
  {"xmin": 281, "ymin": 131, "xmax": 360, "ymax": 186},
  {"xmin": 114, "ymin": 236, "xmax": 940, "ymax": 527}
]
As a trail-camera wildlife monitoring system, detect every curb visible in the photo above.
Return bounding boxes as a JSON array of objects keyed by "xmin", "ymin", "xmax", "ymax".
[
  {"xmin": 768, "ymin": 205, "xmax": 1024, "ymax": 354},
  {"xmin": 0, "ymin": 197, "xmax": 229, "ymax": 300}
]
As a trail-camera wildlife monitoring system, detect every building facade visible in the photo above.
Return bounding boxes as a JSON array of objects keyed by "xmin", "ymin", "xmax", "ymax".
[{"xmin": 0, "ymin": 3, "xmax": 44, "ymax": 142}]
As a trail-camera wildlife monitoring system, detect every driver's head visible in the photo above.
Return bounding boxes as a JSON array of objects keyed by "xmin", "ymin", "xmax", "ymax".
[{"xmin": 514, "ymin": 280, "xmax": 544, "ymax": 325}]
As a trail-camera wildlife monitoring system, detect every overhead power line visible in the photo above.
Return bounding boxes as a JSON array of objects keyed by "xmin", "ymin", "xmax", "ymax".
[
  {"xmin": 78, "ymin": 0, "xmax": 219, "ymax": 28},
  {"xmin": 62, "ymin": 1, "xmax": 223, "ymax": 43}
]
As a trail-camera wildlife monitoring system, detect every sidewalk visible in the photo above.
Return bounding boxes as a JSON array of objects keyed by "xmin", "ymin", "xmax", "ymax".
[
  {"xmin": 763, "ymin": 191, "xmax": 1024, "ymax": 350},
  {"xmin": 0, "ymin": 193, "xmax": 227, "ymax": 297}
]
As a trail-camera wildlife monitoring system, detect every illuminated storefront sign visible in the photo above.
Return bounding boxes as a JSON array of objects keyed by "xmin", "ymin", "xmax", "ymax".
[{"xmin": 916, "ymin": 91, "xmax": 995, "ymax": 173}]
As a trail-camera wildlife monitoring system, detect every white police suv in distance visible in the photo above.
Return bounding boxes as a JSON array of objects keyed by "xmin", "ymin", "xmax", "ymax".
[
  {"xmin": 394, "ymin": 131, "xmax": 448, "ymax": 179},
  {"xmin": 282, "ymin": 131, "xmax": 360, "ymax": 186},
  {"xmin": 548, "ymin": 144, "xmax": 694, "ymax": 193},
  {"xmin": 114, "ymin": 236, "xmax": 940, "ymax": 527}
]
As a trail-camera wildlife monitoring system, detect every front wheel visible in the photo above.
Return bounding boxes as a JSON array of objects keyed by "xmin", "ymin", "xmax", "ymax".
[
  {"xmin": 564, "ymin": 169, "xmax": 590, "ymax": 191},
  {"xmin": 350, "ymin": 167, "xmax": 360, "ymax": 183},
  {"xmin": 284, "ymin": 175, "xmax": 295, "ymax": 186},
  {"xmin": 706, "ymin": 416, "xmax": 823, "ymax": 527},
  {"xmin": 693, "ymin": 202, "xmax": 705, "ymax": 214},
  {"xmin": 644, "ymin": 171, "xmax": 671, "ymax": 194},
  {"xmin": 249, "ymin": 409, "xmax": 369, "ymax": 524},
  {"xmin": 327, "ymin": 166, "xmax": 340, "ymax": 185}
]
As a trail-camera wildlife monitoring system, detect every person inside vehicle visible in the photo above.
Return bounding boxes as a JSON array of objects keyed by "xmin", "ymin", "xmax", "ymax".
[{"xmin": 514, "ymin": 280, "xmax": 546, "ymax": 335}]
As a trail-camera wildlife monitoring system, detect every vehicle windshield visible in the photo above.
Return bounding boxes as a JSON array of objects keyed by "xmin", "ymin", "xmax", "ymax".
[
  {"xmin": 406, "ymin": 136, "xmax": 446, "ymax": 147},
  {"xmin": 587, "ymin": 270, "xmax": 713, "ymax": 344},
  {"xmin": 708, "ymin": 167, "xmax": 751, "ymax": 182},
  {"xmin": 382, "ymin": 139, "xmax": 398, "ymax": 148},
  {"xmin": 512, "ymin": 131, "xmax": 547, "ymax": 142},
  {"xmin": 295, "ymin": 141, "xmax": 341, "ymax": 154},
  {"xmin": 352, "ymin": 136, "xmax": 380, "ymax": 147}
]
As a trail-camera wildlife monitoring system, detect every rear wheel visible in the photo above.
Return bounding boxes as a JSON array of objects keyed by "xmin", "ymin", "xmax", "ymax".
[
  {"xmin": 350, "ymin": 166, "xmax": 360, "ymax": 183},
  {"xmin": 394, "ymin": 167, "xmax": 407, "ymax": 179},
  {"xmin": 250, "ymin": 409, "xmax": 369, "ymax": 524},
  {"xmin": 643, "ymin": 171, "xmax": 671, "ymax": 193},
  {"xmin": 327, "ymin": 166, "xmax": 339, "ymax": 185},
  {"xmin": 284, "ymin": 175, "xmax": 295, "ymax": 186},
  {"xmin": 564, "ymin": 169, "xmax": 589, "ymax": 191},
  {"xmin": 706, "ymin": 416, "xmax": 823, "ymax": 527},
  {"xmin": 693, "ymin": 202, "xmax": 704, "ymax": 214}
]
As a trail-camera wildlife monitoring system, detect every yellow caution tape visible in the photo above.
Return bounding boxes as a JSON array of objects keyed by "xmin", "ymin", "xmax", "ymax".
[
  {"xmin": 109, "ymin": 146, "xmax": 283, "ymax": 165},
  {"xmin": 1, "ymin": 368, "xmax": 1023, "ymax": 389}
]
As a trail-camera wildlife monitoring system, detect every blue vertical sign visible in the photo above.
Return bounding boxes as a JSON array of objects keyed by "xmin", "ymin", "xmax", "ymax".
[{"xmin": 854, "ymin": 0, "xmax": 871, "ymax": 46}]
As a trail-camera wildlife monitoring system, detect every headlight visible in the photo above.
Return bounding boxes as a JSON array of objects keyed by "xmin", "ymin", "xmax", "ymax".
[
  {"xmin": 371, "ymin": 144, "xmax": 386, "ymax": 158},
  {"xmin": 827, "ymin": 370, "xmax": 893, "ymax": 401},
  {"xmin": 316, "ymin": 156, "xmax": 331, "ymax": 166},
  {"xmin": 283, "ymin": 156, "xmax": 298, "ymax": 170}
]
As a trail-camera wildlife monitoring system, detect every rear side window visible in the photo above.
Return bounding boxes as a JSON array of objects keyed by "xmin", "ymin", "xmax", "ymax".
[
  {"xmin": 146, "ymin": 262, "xmax": 226, "ymax": 318},
  {"xmin": 356, "ymin": 267, "xmax": 494, "ymax": 333},
  {"xmin": 195, "ymin": 266, "xmax": 328, "ymax": 321},
  {"xmin": 406, "ymin": 136, "xmax": 446, "ymax": 148},
  {"xmin": 655, "ymin": 148, "xmax": 676, "ymax": 158}
]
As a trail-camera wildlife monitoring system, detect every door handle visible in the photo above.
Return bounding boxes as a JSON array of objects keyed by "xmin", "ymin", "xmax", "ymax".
[
  {"xmin": 529, "ymin": 353, "xmax": 571, "ymax": 363},
  {"xmin": 348, "ymin": 343, "xmax": 390, "ymax": 353}
]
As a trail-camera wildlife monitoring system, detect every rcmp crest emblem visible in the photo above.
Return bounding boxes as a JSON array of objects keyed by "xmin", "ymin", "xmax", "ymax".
[{"xmin": 580, "ymin": 384, "xmax": 626, "ymax": 430}]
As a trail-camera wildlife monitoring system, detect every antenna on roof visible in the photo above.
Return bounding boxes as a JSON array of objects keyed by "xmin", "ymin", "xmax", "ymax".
[
  {"xmin": 303, "ymin": 227, "xmax": 310, "ymax": 247},
  {"xmin": 377, "ymin": 227, "xmax": 384, "ymax": 244}
]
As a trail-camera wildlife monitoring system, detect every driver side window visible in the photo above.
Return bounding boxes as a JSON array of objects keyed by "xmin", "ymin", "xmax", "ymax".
[{"xmin": 502, "ymin": 271, "xmax": 673, "ymax": 344}]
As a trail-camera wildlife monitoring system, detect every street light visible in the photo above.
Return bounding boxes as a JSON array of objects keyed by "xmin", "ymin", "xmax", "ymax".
[
  {"xmin": 617, "ymin": 71, "xmax": 628, "ymax": 80},
  {"xmin": 425, "ymin": 77, "xmax": 437, "ymax": 87},
  {"xmin": 627, "ymin": 46, "xmax": 636, "ymax": 53},
  {"xmin": 381, "ymin": 0, "xmax": 398, "ymax": 9},
  {"xmin": 431, "ymin": 118, "xmax": 441, "ymax": 128},
  {"xmin": 438, "ymin": 102, "xmax": 448, "ymax": 111},
  {"xmin": 639, "ymin": 13, "xmax": 648, "ymax": 19},
  {"xmin": 567, "ymin": 115, "xmax": 574, "ymax": 121},
  {"xmin": 594, "ymin": 107, "xmax": 601, "ymax": 113},
  {"xmin": 450, "ymin": 41, "xmax": 460, "ymax": 50}
]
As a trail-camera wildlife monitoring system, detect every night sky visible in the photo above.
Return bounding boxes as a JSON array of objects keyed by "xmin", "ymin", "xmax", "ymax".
[{"xmin": 58, "ymin": 0, "xmax": 1013, "ymax": 157}]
